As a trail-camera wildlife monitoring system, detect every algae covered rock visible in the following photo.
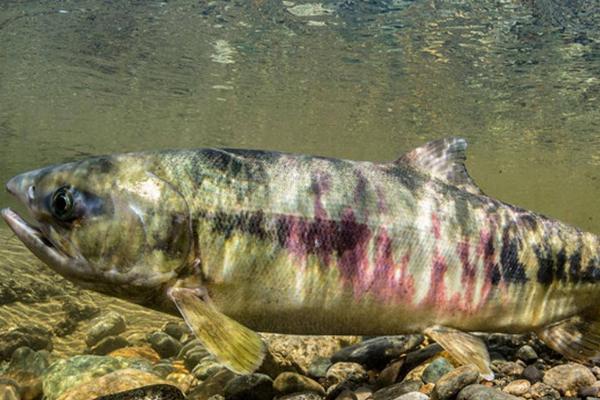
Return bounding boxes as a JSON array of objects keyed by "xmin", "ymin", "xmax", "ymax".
[
  {"xmin": 56, "ymin": 369, "xmax": 170, "ymax": 400},
  {"xmin": 43, "ymin": 355, "xmax": 153, "ymax": 400}
]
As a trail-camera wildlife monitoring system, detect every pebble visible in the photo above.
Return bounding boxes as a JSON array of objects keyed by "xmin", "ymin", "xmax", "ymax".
[
  {"xmin": 395, "ymin": 393, "xmax": 429, "ymax": 400},
  {"xmin": 522, "ymin": 364, "xmax": 543, "ymax": 383},
  {"xmin": 307, "ymin": 357, "xmax": 332, "ymax": 379},
  {"xmin": 334, "ymin": 390, "xmax": 357, "ymax": 400},
  {"xmin": 502, "ymin": 379, "xmax": 530, "ymax": 396},
  {"xmin": 515, "ymin": 345, "xmax": 538, "ymax": 363},
  {"xmin": 579, "ymin": 384, "xmax": 600, "ymax": 397},
  {"xmin": 85, "ymin": 312, "xmax": 126, "ymax": 347},
  {"xmin": 191, "ymin": 358, "xmax": 221, "ymax": 380},
  {"xmin": 326, "ymin": 362, "xmax": 368, "ymax": 387},
  {"xmin": 354, "ymin": 386, "xmax": 373, "ymax": 400},
  {"xmin": 223, "ymin": 373, "xmax": 276, "ymax": 400},
  {"xmin": 186, "ymin": 369, "xmax": 235, "ymax": 400},
  {"xmin": 162, "ymin": 321, "xmax": 187, "ymax": 341},
  {"xmin": 0, "ymin": 326, "xmax": 53, "ymax": 360},
  {"xmin": 55, "ymin": 369, "xmax": 169, "ymax": 400},
  {"xmin": 147, "ymin": 332, "xmax": 182, "ymax": 359},
  {"xmin": 542, "ymin": 363, "xmax": 596, "ymax": 395},
  {"xmin": 431, "ymin": 365, "xmax": 479, "ymax": 400},
  {"xmin": 529, "ymin": 382, "xmax": 560, "ymax": 399},
  {"xmin": 89, "ymin": 336, "xmax": 130, "ymax": 356},
  {"xmin": 331, "ymin": 335, "xmax": 423, "ymax": 370},
  {"xmin": 372, "ymin": 380, "xmax": 423, "ymax": 400},
  {"xmin": 422, "ymin": 358, "xmax": 454, "ymax": 384},
  {"xmin": 273, "ymin": 372, "xmax": 325, "ymax": 395},
  {"xmin": 261, "ymin": 335, "xmax": 355, "ymax": 378},
  {"xmin": 457, "ymin": 384, "xmax": 519, "ymax": 400},
  {"xmin": 377, "ymin": 360, "xmax": 403, "ymax": 387},
  {"xmin": 493, "ymin": 361, "xmax": 524, "ymax": 377}
]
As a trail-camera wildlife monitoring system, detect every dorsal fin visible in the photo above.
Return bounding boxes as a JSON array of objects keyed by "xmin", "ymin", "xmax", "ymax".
[{"xmin": 396, "ymin": 137, "xmax": 484, "ymax": 195}]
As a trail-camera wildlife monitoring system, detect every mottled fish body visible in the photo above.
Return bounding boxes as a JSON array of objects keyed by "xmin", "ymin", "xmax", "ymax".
[{"xmin": 3, "ymin": 138, "xmax": 599, "ymax": 378}]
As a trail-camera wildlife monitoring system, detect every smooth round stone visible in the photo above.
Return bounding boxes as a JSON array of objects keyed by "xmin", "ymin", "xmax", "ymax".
[
  {"xmin": 515, "ymin": 345, "xmax": 538, "ymax": 363},
  {"xmin": 147, "ymin": 332, "xmax": 181, "ymax": 359},
  {"xmin": 186, "ymin": 369, "xmax": 235, "ymax": 400},
  {"xmin": 184, "ymin": 349, "xmax": 211, "ymax": 372},
  {"xmin": 377, "ymin": 360, "xmax": 403, "ymax": 387},
  {"xmin": 431, "ymin": 365, "xmax": 479, "ymax": 400},
  {"xmin": 89, "ymin": 336, "xmax": 130, "ymax": 356},
  {"xmin": 162, "ymin": 322, "xmax": 187, "ymax": 341},
  {"xmin": 326, "ymin": 362, "xmax": 368, "ymax": 387},
  {"xmin": 308, "ymin": 357, "xmax": 332, "ymax": 379},
  {"xmin": 543, "ymin": 363, "xmax": 596, "ymax": 395},
  {"xmin": 502, "ymin": 379, "xmax": 530, "ymax": 396},
  {"xmin": 522, "ymin": 364, "xmax": 543, "ymax": 383},
  {"xmin": 422, "ymin": 358, "xmax": 454, "ymax": 384},
  {"xmin": 85, "ymin": 312, "xmax": 126, "ymax": 347},
  {"xmin": 0, "ymin": 326, "xmax": 53, "ymax": 360},
  {"xmin": 456, "ymin": 384, "xmax": 519, "ymax": 400},
  {"xmin": 493, "ymin": 361, "xmax": 524, "ymax": 377},
  {"xmin": 395, "ymin": 393, "xmax": 429, "ymax": 400},
  {"xmin": 273, "ymin": 372, "xmax": 325, "ymax": 395},
  {"xmin": 55, "ymin": 369, "xmax": 169, "ymax": 400},
  {"xmin": 223, "ymin": 373, "xmax": 275, "ymax": 400},
  {"xmin": 354, "ymin": 386, "xmax": 373, "ymax": 400},
  {"xmin": 331, "ymin": 336, "xmax": 423, "ymax": 370},
  {"xmin": 373, "ymin": 380, "xmax": 423, "ymax": 400},
  {"xmin": 529, "ymin": 382, "xmax": 560, "ymax": 399},
  {"xmin": 191, "ymin": 358, "xmax": 222, "ymax": 380}
]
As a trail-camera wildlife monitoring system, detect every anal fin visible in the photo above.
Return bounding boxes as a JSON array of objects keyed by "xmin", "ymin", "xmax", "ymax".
[
  {"xmin": 537, "ymin": 315, "xmax": 600, "ymax": 362},
  {"xmin": 169, "ymin": 287, "xmax": 265, "ymax": 374},
  {"xmin": 425, "ymin": 325, "xmax": 494, "ymax": 380}
]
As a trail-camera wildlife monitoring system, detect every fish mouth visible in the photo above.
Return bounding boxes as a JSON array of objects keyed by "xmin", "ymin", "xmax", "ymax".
[{"xmin": 1, "ymin": 208, "xmax": 85, "ymax": 280}]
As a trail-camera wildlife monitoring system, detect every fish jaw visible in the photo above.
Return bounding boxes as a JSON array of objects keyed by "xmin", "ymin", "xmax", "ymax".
[{"xmin": 1, "ymin": 207, "xmax": 91, "ymax": 282}]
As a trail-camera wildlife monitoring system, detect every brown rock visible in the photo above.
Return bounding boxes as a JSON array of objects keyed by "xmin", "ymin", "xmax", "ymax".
[
  {"xmin": 273, "ymin": 372, "xmax": 325, "ymax": 395},
  {"xmin": 502, "ymin": 379, "xmax": 530, "ymax": 396},
  {"xmin": 326, "ymin": 362, "xmax": 368, "ymax": 387},
  {"xmin": 530, "ymin": 382, "xmax": 560, "ymax": 399},
  {"xmin": 542, "ymin": 363, "xmax": 596, "ymax": 395},
  {"xmin": 260, "ymin": 334, "xmax": 358, "ymax": 378}
]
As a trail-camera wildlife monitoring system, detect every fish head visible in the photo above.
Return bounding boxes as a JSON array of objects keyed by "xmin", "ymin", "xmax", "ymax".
[{"xmin": 1, "ymin": 155, "xmax": 192, "ymax": 300}]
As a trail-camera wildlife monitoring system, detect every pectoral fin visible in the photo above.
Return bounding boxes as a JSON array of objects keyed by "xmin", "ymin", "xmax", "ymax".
[
  {"xmin": 537, "ymin": 315, "xmax": 600, "ymax": 362},
  {"xmin": 169, "ymin": 287, "xmax": 265, "ymax": 374},
  {"xmin": 424, "ymin": 325, "xmax": 494, "ymax": 380}
]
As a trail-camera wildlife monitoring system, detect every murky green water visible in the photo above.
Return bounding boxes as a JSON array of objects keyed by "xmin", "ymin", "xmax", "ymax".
[{"xmin": 0, "ymin": 0, "xmax": 598, "ymax": 354}]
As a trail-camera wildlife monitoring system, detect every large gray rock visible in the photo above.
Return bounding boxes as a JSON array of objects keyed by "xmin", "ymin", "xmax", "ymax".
[
  {"xmin": 331, "ymin": 336, "xmax": 423, "ymax": 369},
  {"xmin": 543, "ymin": 363, "xmax": 596, "ymax": 395},
  {"xmin": 457, "ymin": 384, "xmax": 519, "ymax": 400},
  {"xmin": 431, "ymin": 365, "xmax": 479, "ymax": 400}
]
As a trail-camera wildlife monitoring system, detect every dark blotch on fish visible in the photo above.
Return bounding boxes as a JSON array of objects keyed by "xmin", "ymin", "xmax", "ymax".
[
  {"xmin": 500, "ymin": 229, "xmax": 528, "ymax": 283},
  {"xmin": 94, "ymin": 384, "xmax": 185, "ymax": 400},
  {"xmin": 535, "ymin": 244, "xmax": 555, "ymax": 285}
]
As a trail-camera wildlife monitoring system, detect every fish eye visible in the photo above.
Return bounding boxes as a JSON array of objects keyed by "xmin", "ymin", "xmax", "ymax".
[{"xmin": 51, "ymin": 187, "xmax": 75, "ymax": 220}]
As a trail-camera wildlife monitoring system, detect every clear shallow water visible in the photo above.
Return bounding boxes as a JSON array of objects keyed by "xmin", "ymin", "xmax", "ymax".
[{"xmin": 0, "ymin": 0, "xmax": 599, "ymax": 347}]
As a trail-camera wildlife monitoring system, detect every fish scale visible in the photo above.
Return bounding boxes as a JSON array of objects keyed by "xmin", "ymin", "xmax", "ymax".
[{"xmin": 2, "ymin": 137, "xmax": 600, "ymax": 378}]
